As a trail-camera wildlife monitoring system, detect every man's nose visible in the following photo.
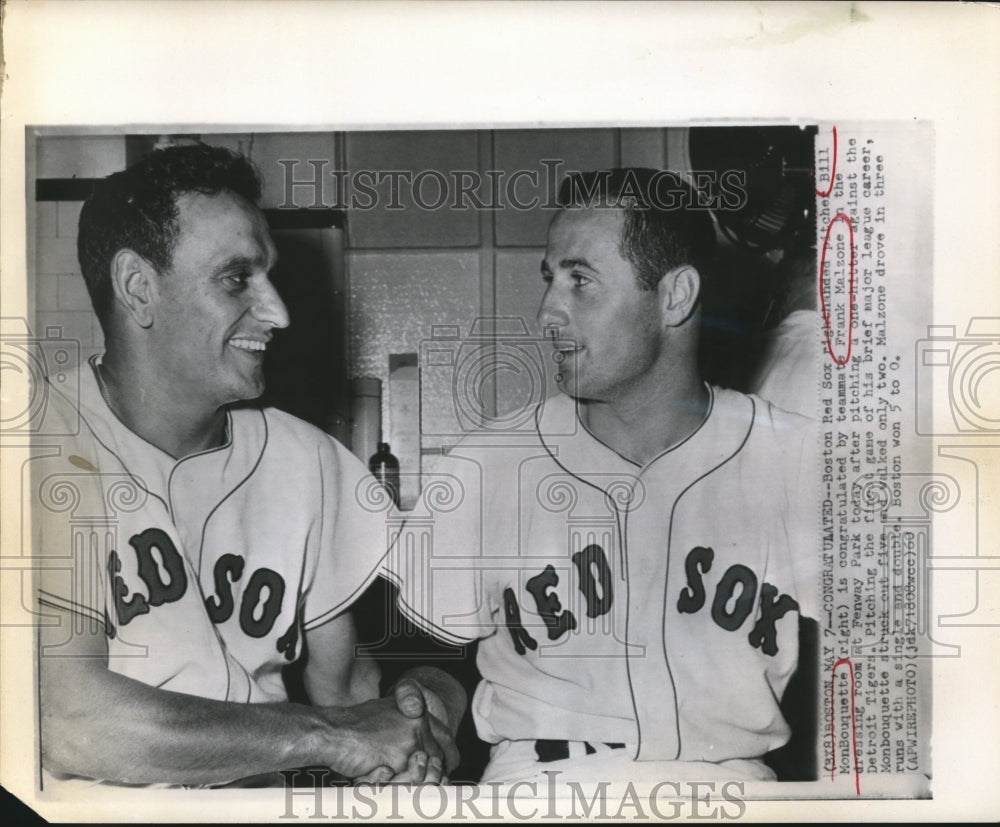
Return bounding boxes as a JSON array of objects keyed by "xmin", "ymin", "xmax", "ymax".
[
  {"xmin": 537, "ymin": 286, "xmax": 569, "ymax": 332},
  {"xmin": 251, "ymin": 278, "xmax": 290, "ymax": 329}
]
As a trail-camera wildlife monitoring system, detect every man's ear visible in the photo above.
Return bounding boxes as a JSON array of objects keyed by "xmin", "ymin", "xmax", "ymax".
[
  {"xmin": 110, "ymin": 249, "xmax": 157, "ymax": 328},
  {"xmin": 658, "ymin": 264, "xmax": 701, "ymax": 327}
]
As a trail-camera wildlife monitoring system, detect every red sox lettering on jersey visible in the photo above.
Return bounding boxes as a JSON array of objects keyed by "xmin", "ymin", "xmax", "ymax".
[
  {"xmin": 503, "ymin": 543, "xmax": 799, "ymax": 658},
  {"xmin": 106, "ymin": 526, "xmax": 302, "ymax": 660},
  {"xmin": 392, "ymin": 386, "xmax": 817, "ymax": 773},
  {"xmin": 37, "ymin": 359, "xmax": 390, "ymax": 704}
]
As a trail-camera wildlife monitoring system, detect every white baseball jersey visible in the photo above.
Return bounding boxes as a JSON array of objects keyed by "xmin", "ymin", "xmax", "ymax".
[
  {"xmin": 388, "ymin": 385, "xmax": 818, "ymax": 780},
  {"xmin": 35, "ymin": 356, "xmax": 393, "ymax": 704}
]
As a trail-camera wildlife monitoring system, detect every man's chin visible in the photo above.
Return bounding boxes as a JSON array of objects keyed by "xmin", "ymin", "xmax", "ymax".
[
  {"xmin": 554, "ymin": 371, "xmax": 581, "ymax": 398},
  {"xmin": 557, "ymin": 374, "xmax": 606, "ymax": 404},
  {"xmin": 222, "ymin": 378, "xmax": 267, "ymax": 408}
]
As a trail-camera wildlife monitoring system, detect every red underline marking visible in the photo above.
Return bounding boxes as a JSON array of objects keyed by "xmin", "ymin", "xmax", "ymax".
[{"xmin": 830, "ymin": 657, "xmax": 861, "ymax": 796}]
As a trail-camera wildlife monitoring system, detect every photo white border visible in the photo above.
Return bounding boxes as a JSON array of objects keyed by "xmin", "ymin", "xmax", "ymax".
[{"xmin": 3, "ymin": 1, "xmax": 999, "ymax": 821}]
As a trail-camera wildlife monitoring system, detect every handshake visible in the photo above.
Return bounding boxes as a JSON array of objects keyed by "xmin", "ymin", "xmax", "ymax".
[
  {"xmin": 339, "ymin": 671, "xmax": 465, "ymax": 785},
  {"xmin": 263, "ymin": 665, "xmax": 468, "ymax": 789},
  {"xmin": 222, "ymin": 667, "xmax": 466, "ymax": 790}
]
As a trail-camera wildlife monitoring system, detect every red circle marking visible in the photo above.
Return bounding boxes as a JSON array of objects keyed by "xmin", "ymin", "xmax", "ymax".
[
  {"xmin": 819, "ymin": 213, "xmax": 856, "ymax": 366},
  {"xmin": 814, "ymin": 126, "xmax": 838, "ymax": 198}
]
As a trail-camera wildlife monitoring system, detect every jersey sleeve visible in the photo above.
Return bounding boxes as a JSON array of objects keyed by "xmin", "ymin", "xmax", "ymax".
[
  {"xmin": 382, "ymin": 447, "xmax": 496, "ymax": 645},
  {"xmin": 300, "ymin": 437, "xmax": 398, "ymax": 632},
  {"xmin": 32, "ymin": 422, "xmax": 114, "ymax": 640}
]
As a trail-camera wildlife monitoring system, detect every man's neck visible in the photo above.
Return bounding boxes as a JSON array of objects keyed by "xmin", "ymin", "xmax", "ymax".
[
  {"xmin": 97, "ymin": 353, "xmax": 227, "ymax": 460},
  {"xmin": 579, "ymin": 369, "xmax": 710, "ymax": 467}
]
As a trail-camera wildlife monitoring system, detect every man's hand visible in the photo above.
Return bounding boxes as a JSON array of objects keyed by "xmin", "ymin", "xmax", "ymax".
[
  {"xmin": 350, "ymin": 676, "xmax": 462, "ymax": 784},
  {"xmin": 320, "ymin": 692, "xmax": 448, "ymax": 780},
  {"xmin": 353, "ymin": 750, "xmax": 446, "ymax": 786},
  {"xmin": 391, "ymin": 678, "xmax": 460, "ymax": 770}
]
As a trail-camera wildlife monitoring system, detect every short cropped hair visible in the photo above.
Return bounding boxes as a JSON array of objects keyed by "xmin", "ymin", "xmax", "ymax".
[
  {"xmin": 77, "ymin": 143, "xmax": 263, "ymax": 328},
  {"xmin": 557, "ymin": 168, "xmax": 717, "ymax": 292}
]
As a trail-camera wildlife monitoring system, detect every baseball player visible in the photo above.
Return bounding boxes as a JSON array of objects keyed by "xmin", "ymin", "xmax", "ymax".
[
  {"xmin": 34, "ymin": 144, "xmax": 463, "ymax": 789},
  {"xmin": 388, "ymin": 168, "xmax": 819, "ymax": 784}
]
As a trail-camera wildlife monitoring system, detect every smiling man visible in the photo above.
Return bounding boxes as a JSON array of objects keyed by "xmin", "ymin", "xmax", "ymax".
[
  {"xmin": 391, "ymin": 168, "xmax": 818, "ymax": 784},
  {"xmin": 35, "ymin": 144, "xmax": 463, "ymax": 789}
]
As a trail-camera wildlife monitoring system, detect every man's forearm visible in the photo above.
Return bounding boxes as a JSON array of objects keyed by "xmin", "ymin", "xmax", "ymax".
[
  {"xmin": 41, "ymin": 662, "xmax": 353, "ymax": 786},
  {"xmin": 41, "ymin": 656, "xmax": 443, "ymax": 787}
]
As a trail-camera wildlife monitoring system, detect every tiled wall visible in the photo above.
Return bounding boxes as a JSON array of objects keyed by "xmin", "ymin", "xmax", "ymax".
[
  {"xmin": 33, "ymin": 134, "xmax": 127, "ymax": 363},
  {"xmin": 35, "ymin": 198, "xmax": 104, "ymax": 364}
]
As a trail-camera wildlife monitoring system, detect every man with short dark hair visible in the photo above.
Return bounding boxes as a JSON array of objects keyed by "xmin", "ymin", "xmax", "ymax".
[
  {"xmin": 391, "ymin": 168, "xmax": 818, "ymax": 784},
  {"xmin": 35, "ymin": 144, "xmax": 463, "ymax": 788}
]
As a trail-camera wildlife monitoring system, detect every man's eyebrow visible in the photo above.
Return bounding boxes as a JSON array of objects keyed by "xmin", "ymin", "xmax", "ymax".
[
  {"xmin": 560, "ymin": 257, "xmax": 595, "ymax": 271},
  {"xmin": 540, "ymin": 256, "xmax": 596, "ymax": 276},
  {"xmin": 215, "ymin": 253, "xmax": 277, "ymax": 273}
]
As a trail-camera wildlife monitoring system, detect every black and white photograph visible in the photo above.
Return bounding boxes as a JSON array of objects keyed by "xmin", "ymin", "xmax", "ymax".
[
  {"xmin": 27, "ymin": 125, "xmax": 825, "ymax": 792},
  {"xmin": 1, "ymin": 2, "xmax": 998, "ymax": 823}
]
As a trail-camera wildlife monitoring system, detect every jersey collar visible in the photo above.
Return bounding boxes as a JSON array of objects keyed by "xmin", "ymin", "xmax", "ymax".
[
  {"xmin": 534, "ymin": 387, "xmax": 757, "ymax": 500},
  {"xmin": 60, "ymin": 355, "xmax": 267, "ymax": 514}
]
